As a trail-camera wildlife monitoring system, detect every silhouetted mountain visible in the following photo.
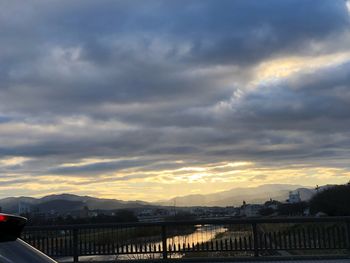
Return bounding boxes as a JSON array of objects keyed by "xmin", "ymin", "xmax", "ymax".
[
  {"xmin": 40, "ymin": 193, "xmax": 149, "ymax": 209},
  {"xmin": 156, "ymin": 184, "xmax": 316, "ymax": 207},
  {"xmin": 0, "ymin": 196, "xmax": 39, "ymax": 213},
  {"xmin": 0, "ymin": 184, "xmax": 334, "ymax": 214},
  {"xmin": 0, "ymin": 194, "xmax": 150, "ymax": 214},
  {"xmin": 36, "ymin": 200, "xmax": 85, "ymax": 213}
]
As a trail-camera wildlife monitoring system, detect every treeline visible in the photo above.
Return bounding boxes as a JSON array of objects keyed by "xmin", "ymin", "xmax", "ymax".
[
  {"xmin": 309, "ymin": 183, "xmax": 350, "ymax": 216},
  {"xmin": 260, "ymin": 202, "xmax": 309, "ymax": 217},
  {"xmin": 257, "ymin": 183, "xmax": 350, "ymax": 217},
  {"xmin": 25, "ymin": 209, "xmax": 138, "ymax": 226}
]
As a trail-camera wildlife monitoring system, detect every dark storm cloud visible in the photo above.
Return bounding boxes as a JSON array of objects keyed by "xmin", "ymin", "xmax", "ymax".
[
  {"xmin": 229, "ymin": 62, "xmax": 350, "ymax": 130},
  {"xmin": 0, "ymin": 0, "xmax": 349, "ymax": 180},
  {"xmin": 0, "ymin": 116, "xmax": 11, "ymax": 123},
  {"xmin": 0, "ymin": 178, "xmax": 34, "ymax": 186},
  {"xmin": 1, "ymin": 0, "xmax": 349, "ymax": 110}
]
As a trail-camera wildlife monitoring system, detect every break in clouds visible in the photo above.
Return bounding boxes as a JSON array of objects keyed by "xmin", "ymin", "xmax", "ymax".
[{"xmin": 0, "ymin": 0, "xmax": 350, "ymax": 200}]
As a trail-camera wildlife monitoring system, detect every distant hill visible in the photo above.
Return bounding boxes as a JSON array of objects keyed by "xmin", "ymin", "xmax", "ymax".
[
  {"xmin": 36, "ymin": 199, "xmax": 85, "ymax": 213},
  {"xmin": 155, "ymin": 184, "xmax": 317, "ymax": 207},
  {"xmin": 0, "ymin": 196, "xmax": 39, "ymax": 213},
  {"xmin": 0, "ymin": 184, "xmax": 335, "ymax": 214},
  {"xmin": 0, "ymin": 193, "xmax": 151, "ymax": 214}
]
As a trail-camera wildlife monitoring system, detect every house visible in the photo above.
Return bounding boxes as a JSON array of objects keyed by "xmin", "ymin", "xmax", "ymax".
[
  {"xmin": 241, "ymin": 203, "xmax": 263, "ymax": 217},
  {"xmin": 287, "ymin": 191, "xmax": 301, "ymax": 204},
  {"xmin": 264, "ymin": 199, "xmax": 281, "ymax": 210}
]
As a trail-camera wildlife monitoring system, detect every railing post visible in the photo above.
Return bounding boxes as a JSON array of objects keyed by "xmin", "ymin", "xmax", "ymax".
[
  {"xmin": 161, "ymin": 225, "xmax": 168, "ymax": 259},
  {"xmin": 346, "ymin": 220, "xmax": 350, "ymax": 254},
  {"xmin": 252, "ymin": 223, "xmax": 259, "ymax": 257},
  {"xmin": 73, "ymin": 228, "xmax": 79, "ymax": 262}
]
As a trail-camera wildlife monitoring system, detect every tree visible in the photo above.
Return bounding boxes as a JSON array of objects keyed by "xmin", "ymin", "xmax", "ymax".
[
  {"xmin": 165, "ymin": 211, "xmax": 196, "ymax": 221},
  {"xmin": 260, "ymin": 207, "xmax": 274, "ymax": 216},
  {"xmin": 277, "ymin": 202, "xmax": 308, "ymax": 216},
  {"xmin": 113, "ymin": 209, "xmax": 138, "ymax": 222},
  {"xmin": 309, "ymin": 184, "xmax": 350, "ymax": 216}
]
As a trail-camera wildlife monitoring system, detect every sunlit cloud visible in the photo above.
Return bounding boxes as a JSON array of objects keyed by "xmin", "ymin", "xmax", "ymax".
[
  {"xmin": 1, "ymin": 162, "xmax": 349, "ymax": 201},
  {"xmin": 254, "ymin": 52, "xmax": 350, "ymax": 85},
  {"xmin": 0, "ymin": 157, "xmax": 31, "ymax": 166},
  {"xmin": 59, "ymin": 157, "xmax": 140, "ymax": 168}
]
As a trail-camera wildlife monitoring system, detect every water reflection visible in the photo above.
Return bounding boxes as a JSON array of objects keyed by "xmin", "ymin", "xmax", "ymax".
[
  {"xmin": 120, "ymin": 224, "xmax": 227, "ymax": 260},
  {"xmin": 58, "ymin": 225, "xmax": 227, "ymax": 262}
]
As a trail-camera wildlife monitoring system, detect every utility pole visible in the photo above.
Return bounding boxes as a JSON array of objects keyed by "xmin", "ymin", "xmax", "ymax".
[{"xmin": 173, "ymin": 198, "xmax": 177, "ymax": 217}]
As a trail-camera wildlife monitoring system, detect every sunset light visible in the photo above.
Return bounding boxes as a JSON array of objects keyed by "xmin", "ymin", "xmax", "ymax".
[{"xmin": 0, "ymin": 0, "xmax": 349, "ymax": 202}]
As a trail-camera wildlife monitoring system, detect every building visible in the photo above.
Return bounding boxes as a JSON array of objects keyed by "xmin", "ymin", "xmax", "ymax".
[
  {"xmin": 287, "ymin": 191, "xmax": 301, "ymax": 204},
  {"xmin": 264, "ymin": 199, "xmax": 281, "ymax": 210},
  {"xmin": 241, "ymin": 204, "xmax": 263, "ymax": 217},
  {"xmin": 18, "ymin": 201, "xmax": 32, "ymax": 215}
]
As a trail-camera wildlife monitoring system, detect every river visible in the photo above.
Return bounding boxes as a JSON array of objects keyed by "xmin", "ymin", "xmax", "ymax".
[{"xmin": 57, "ymin": 224, "xmax": 227, "ymax": 262}]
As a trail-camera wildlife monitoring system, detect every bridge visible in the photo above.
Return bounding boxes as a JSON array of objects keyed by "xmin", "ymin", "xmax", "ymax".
[{"xmin": 22, "ymin": 217, "xmax": 350, "ymax": 263}]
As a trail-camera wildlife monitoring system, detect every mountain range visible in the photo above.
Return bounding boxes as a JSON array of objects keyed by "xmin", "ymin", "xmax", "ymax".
[
  {"xmin": 0, "ymin": 194, "xmax": 150, "ymax": 214},
  {"xmin": 0, "ymin": 184, "xmax": 326, "ymax": 214},
  {"xmin": 156, "ymin": 184, "xmax": 317, "ymax": 207}
]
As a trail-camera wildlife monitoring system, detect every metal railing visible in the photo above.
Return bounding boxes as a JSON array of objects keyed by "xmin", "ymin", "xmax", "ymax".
[{"xmin": 21, "ymin": 217, "xmax": 350, "ymax": 262}]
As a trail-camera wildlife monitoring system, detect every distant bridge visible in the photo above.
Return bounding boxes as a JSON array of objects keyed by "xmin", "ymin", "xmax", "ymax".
[{"xmin": 22, "ymin": 217, "xmax": 350, "ymax": 262}]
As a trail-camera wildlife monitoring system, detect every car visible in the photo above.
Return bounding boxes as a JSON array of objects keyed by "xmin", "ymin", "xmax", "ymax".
[{"xmin": 0, "ymin": 213, "xmax": 57, "ymax": 263}]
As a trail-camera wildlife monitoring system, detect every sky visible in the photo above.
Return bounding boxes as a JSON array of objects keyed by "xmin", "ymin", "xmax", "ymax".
[{"xmin": 1, "ymin": 0, "xmax": 350, "ymax": 201}]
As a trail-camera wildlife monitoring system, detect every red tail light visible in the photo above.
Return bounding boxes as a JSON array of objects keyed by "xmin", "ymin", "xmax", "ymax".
[{"xmin": 0, "ymin": 214, "xmax": 8, "ymax": 222}]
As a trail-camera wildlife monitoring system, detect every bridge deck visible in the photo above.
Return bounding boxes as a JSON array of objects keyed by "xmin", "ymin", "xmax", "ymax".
[
  {"xmin": 219, "ymin": 260, "xmax": 350, "ymax": 263},
  {"xmin": 58, "ymin": 257, "xmax": 350, "ymax": 263}
]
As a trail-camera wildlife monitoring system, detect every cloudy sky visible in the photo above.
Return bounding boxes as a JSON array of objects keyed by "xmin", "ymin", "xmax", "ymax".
[{"xmin": 1, "ymin": 0, "xmax": 350, "ymax": 201}]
